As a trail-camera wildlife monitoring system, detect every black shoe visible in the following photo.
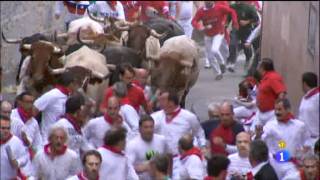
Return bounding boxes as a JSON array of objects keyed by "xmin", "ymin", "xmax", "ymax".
[
  {"xmin": 227, "ymin": 67, "xmax": 235, "ymax": 73},
  {"xmin": 215, "ymin": 74, "xmax": 223, "ymax": 80}
]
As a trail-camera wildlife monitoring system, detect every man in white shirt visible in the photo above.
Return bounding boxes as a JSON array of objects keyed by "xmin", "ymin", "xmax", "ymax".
[
  {"xmin": 227, "ymin": 132, "xmax": 252, "ymax": 180},
  {"xmin": 83, "ymin": 96, "xmax": 132, "ymax": 148},
  {"xmin": 256, "ymin": 98, "xmax": 310, "ymax": 179},
  {"xmin": 0, "ymin": 115, "xmax": 31, "ymax": 179},
  {"xmin": 299, "ymin": 72, "xmax": 319, "ymax": 149},
  {"xmin": 10, "ymin": 91, "xmax": 42, "ymax": 159},
  {"xmin": 151, "ymin": 90, "xmax": 206, "ymax": 179},
  {"xmin": 55, "ymin": 1, "xmax": 91, "ymax": 30},
  {"xmin": 126, "ymin": 114, "xmax": 169, "ymax": 180},
  {"xmin": 54, "ymin": 94, "xmax": 93, "ymax": 157},
  {"xmin": 32, "ymin": 125, "xmax": 81, "ymax": 180},
  {"xmin": 87, "ymin": 1, "xmax": 125, "ymax": 21},
  {"xmin": 33, "ymin": 71, "xmax": 78, "ymax": 143},
  {"xmin": 97, "ymin": 127, "xmax": 138, "ymax": 179},
  {"xmin": 178, "ymin": 133, "xmax": 205, "ymax": 180},
  {"xmin": 67, "ymin": 150, "xmax": 102, "ymax": 180}
]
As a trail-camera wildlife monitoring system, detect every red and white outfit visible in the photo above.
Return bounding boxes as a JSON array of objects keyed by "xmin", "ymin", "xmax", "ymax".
[
  {"xmin": 179, "ymin": 147, "xmax": 206, "ymax": 180},
  {"xmin": 97, "ymin": 145, "xmax": 138, "ymax": 179},
  {"xmin": 227, "ymin": 153, "xmax": 252, "ymax": 180},
  {"xmin": 151, "ymin": 107, "xmax": 206, "ymax": 179},
  {"xmin": 86, "ymin": 1, "xmax": 125, "ymax": 20},
  {"xmin": 126, "ymin": 134, "xmax": 169, "ymax": 180},
  {"xmin": 261, "ymin": 115, "xmax": 310, "ymax": 179},
  {"xmin": 298, "ymin": 87, "xmax": 319, "ymax": 148},
  {"xmin": 10, "ymin": 108, "xmax": 43, "ymax": 154},
  {"xmin": 55, "ymin": 1, "xmax": 90, "ymax": 24},
  {"xmin": 54, "ymin": 114, "xmax": 93, "ymax": 156},
  {"xmin": 0, "ymin": 134, "xmax": 30, "ymax": 180},
  {"xmin": 250, "ymin": 71, "xmax": 286, "ymax": 131},
  {"xmin": 32, "ymin": 144, "xmax": 81, "ymax": 180},
  {"xmin": 192, "ymin": 3, "xmax": 238, "ymax": 75},
  {"xmin": 83, "ymin": 113, "xmax": 131, "ymax": 149},
  {"xmin": 67, "ymin": 171, "xmax": 99, "ymax": 180},
  {"xmin": 33, "ymin": 85, "xmax": 70, "ymax": 142}
]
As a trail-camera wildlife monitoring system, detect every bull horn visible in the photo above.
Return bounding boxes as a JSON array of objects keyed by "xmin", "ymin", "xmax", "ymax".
[
  {"xmin": 91, "ymin": 71, "xmax": 105, "ymax": 79},
  {"xmin": 22, "ymin": 44, "xmax": 32, "ymax": 50},
  {"xmin": 2, "ymin": 32, "xmax": 22, "ymax": 44},
  {"xmin": 54, "ymin": 30, "xmax": 68, "ymax": 41},
  {"xmin": 150, "ymin": 29, "xmax": 167, "ymax": 39},
  {"xmin": 49, "ymin": 67, "xmax": 66, "ymax": 75},
  {"xmin": 87, "ymin": 8, "xmax": 105, "ymax": 23},
  {"xmin": 53, "ymin": 46, "xmax": 62, "ymax": 54},
  {"xmin": 106, "ymin": 64, "xmax": 116, "ymax": 70},
  {"xmin": 77, "ymin": 27, "xmax": 94, "ymax": 46}
]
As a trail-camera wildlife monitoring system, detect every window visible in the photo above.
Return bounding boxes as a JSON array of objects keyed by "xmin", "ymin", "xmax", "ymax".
[{"xmin": 307, "ymin": 2, "xmax": 317, "ymax": 59}]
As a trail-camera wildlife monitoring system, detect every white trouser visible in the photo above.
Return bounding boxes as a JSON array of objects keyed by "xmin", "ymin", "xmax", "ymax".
[
  {"xmin": 204, "ymin": 34, "xmax": 229, "ymax": 75},
  {"xmin": 269, "ymin": 155, "xmax": 301, "ymax": 180},
  {"xmin": 178, "ymin": 18, "xmax": 193, "ymax": 38},
  {"xmin": 250, "ymin": 109, "xmax": 275, "ymax": 131}
]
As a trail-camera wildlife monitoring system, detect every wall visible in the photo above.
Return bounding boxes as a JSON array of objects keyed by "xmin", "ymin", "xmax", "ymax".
[
  {"xmin": 261, "ymin": 1, "xmax": 319, "ymax": 113},
  {"xmin": 1, "ymin": 1, "xmax": 66, "ymax": 94}
]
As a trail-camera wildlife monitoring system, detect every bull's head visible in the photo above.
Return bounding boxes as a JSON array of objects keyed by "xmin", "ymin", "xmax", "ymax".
[
  {"xmin": 114, "ymin": 23, "xmax": 167, "ymax": 57},
  {"xmin": 23, "ymin": 41, "xmax": 64, "ymax": 92}
]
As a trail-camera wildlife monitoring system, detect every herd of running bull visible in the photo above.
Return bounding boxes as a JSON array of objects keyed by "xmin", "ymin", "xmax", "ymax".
[{"xmin": 2, "ymin": 14, "xmax": 200, "ymax": 113}]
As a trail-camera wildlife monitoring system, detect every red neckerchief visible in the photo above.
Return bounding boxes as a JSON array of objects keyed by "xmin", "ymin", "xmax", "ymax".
[
  {"xmin": 77, "ymin": 171, "xmax": 99, "ymax": 180},
  {"xmin": 180, "ymin": 147, "xmax": 203, "ymax": 161},
  {"xmin": 55, "ymin": 84, "xmax": 70, "ymax": 96},
  {"xmin": 0, "ymin": 133, "xmax": 13, "ymax": 145},
  {"xmin": 281, "ymin": 112, "xmax": 295, "ymax": 124},
  {"xmin": 165, "ymin": 107, "xmax": 181, "ymax": 123},
  {"xmin": 246, "ymin": 171, "xmax": 254, "ymax": 180},
  {"xmin": 204, "ymin": 176, "xmax": 215, "ymax": 180},
  {"xmin": 304, "ymin": 87, "xmax": 320, "ymax": 99},
  {"xmin": 103, "ymin": 145, "xmax": 125, "ymax": 156},
  {"xmin": 17, "ymin": 107, "xmax": 33, "ymax": 123},
  {"xmin": 44, "ymin": 143, "xmax": 67, "ymax": 157},
  {"xmin": 210, "ymin": 123, "xmax": 234, "ymax": 155},
  {"xmin": 104, "ymin": 113, "xmax": 122, "ymax": 125},
  {"xmin": 121, "ymin": 97, "xmax": 131, "ymax": 105},
  {"xmin": 108, "ymin": 1, "xmax": 117, "ymax": 11},
  {"xmin": 64, "ymin": 113, "xmax": 82, "ymax": 134}
]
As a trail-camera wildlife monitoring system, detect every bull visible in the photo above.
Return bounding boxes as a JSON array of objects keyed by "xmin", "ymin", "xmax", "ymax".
[{"xmin": 150, "ymin": 35, "xmax": 200, "ymax": 108}]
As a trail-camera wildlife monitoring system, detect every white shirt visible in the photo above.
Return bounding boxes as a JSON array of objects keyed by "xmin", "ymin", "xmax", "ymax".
[
  {"xmin": 177, "ymin": 1, "xmax": 193, "ymax": 21},
  {"xmin": 98, "ymin": 147, "xmax": 138, "ymax": 180},
  {"xmin": 120, "ymin": 104, "xmax": 140, "ymax": 133},
  {"xmin": 262, "ymin": 118, "xmax": 310, "ymax": 157},
  {"xmin": 0, "ymin": 135, "xmax": 30, "ymax": 180},
  {"xmin": 32, "ymin": 147, "xmax": 81, "ymax": 180},
  {"xmin": 55, "ymin": 1, "xmax": 90, "ymax": 23},
  {"xmin": 34, "ymin": 88, "xmax": 68, "ymax": 142},
  {"xmin": 83, "ymin": 115, "xmax": 132, "ymax": 148},
  {"xmin": 227, "ymin": 153, "xmax": 252, "ymax": 180},
  {"xmin": 151, "ymin": 109, "xmax": 206, "ymax": 155},
  {"xmin": 179, "ymin": 154, "xmax": 205, "ymax": 180},
  {"xmin": 87, "ymin": 1, "xmax": 125, "ymax": 20},
  {"xmin": 54, "ymin": 118, "xmax": 93, "ymax": 156},
  {"xmin": 10, "ymin": 108, "xmax": 43, "ymax": 152},
  {"xmin": 126, "ymin": 134, "xmax": 169, "ymax": 180},
  {"xmin": 298, "ymin": 88, "xmax": 319, "ymax": 138}
]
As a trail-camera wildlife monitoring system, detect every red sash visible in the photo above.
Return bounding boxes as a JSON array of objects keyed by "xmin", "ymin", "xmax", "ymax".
[
  {"xmin": 44, "ymin": 143, "xmax": 67, "ymax": 157},
  {"xmin": 165, "ymin": 108, "xmax": 181, "ymax": 123},
  {"xmin": 77, "ymin": 171, "xmax": 99, "ymax": 180},
  {"xmin": 0, "ymin": 133, "xmax": 12, "ymax": 145},
  {"xmin": 55, "ymin": 85, "xmax": 71, "ymax": 96},
  {"xmin": 17, "ymin": 107, "xmax": 33, "ymax": 123},
  {"xmin": 304, "ymin": 87, "xmax": 320, "ymax": 99},
  {"xmin": 64, "ymin": 113, "xmax": 82, "ymax": 134},
  {"xmin": 280, "ymin": 112, "xmax": 295, "ymax": 124},
  {"xmin": 103, "ymin": 145, "xmax": 124, "ymax": 156},
  {"xmin": 180, "ymin": 147, "xmax": 203, "ymax": 161}
]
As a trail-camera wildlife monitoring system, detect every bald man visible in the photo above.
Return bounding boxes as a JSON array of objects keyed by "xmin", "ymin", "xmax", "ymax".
[
  {"xmin": 178, "ymin": 134, "xmax": 205, "ymax": 180},
  {"xmin": 210, "ymin": 101, "xmax": 245, "ymax": 155},
  {"xmin": 1, "ymin": 101, "xmax": 12, "ymax": 117},
  {"xmin": 83, "ymin": 96, "xmax": 132, "ymax": 148},
  {"xmin": 227, "ymin": 132, "xmax": 252, "ymax": 180}
]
